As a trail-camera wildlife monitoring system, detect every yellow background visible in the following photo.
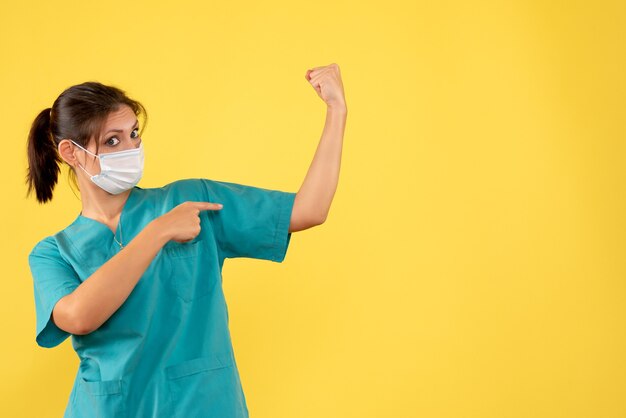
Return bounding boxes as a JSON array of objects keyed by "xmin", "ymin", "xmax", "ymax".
[{"xmin": 2, "ymin": 0, "xmax": 625, "ymax": 417}]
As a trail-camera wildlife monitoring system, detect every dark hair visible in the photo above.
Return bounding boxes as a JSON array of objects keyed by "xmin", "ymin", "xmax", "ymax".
[{"xmin": 26, "ymin": 81, "xmax": 148, "ymax": 203}]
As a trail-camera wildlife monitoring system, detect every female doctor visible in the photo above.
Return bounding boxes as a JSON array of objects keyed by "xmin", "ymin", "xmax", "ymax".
[{"xmin": 26, "ymin": 64, "xmax": 346, "ymax": 418}]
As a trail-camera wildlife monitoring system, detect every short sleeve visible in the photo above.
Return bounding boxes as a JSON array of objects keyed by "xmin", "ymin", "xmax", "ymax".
[
  {"xmin": 28, "ymin": 236, "xmax": 81, "ymax": 348},
  {"xmin": 201, "ymin": 179, "xmax": 296, "ymax": 262}
]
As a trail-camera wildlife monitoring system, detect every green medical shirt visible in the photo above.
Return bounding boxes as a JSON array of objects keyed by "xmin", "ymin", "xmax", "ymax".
[{"xmin": 28, "ymin": 178, "xmax": 296, "ymax": 418}]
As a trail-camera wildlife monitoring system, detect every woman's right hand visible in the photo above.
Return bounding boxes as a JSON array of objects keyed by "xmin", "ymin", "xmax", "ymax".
[{"xmin": 157, "ymin": 201, "xmax": 223, "ymax": 243}]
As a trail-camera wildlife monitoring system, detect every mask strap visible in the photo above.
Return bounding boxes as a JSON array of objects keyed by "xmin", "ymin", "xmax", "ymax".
[
  {"xmin": 69, "ymin": 140, "xmax": 96, "ymax": 177},
  {"xmin": 70, "ymin": 140, "xmax": 99, "ymax": 158},
  {"xmin": 76, "ymin": 161, "xmax": 95, "ymax": 178}
]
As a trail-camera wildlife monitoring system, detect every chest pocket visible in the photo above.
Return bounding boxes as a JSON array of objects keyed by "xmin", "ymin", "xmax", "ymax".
[{"xmin": 163, "ymin": 237, "xmax": 211, "ymax": 302}]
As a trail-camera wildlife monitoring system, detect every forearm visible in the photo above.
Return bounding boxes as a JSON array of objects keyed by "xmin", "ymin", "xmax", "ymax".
[
  {"xmin": 70, "ymin": 219, "xmax": 169, "ymax": 334},
  {"xmin": 297, "ymin": 105, "xmax": 347, "ymax": 223}
]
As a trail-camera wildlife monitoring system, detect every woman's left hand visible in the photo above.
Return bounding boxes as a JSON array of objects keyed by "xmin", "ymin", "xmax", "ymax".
[{"xmin": 305, "ymin": 63, "xmax": 347, "ymax": 110}]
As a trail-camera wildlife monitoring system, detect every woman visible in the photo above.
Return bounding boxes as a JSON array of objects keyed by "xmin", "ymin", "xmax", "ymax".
[{"xmin": 26, "ymin": 64, "xmax": 346, "ymax": 418}]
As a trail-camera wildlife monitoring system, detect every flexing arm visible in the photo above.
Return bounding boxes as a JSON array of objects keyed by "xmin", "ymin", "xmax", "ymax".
[{"xmin": 290, "ymin": 64, "xmax": 347, "ymax": 232}]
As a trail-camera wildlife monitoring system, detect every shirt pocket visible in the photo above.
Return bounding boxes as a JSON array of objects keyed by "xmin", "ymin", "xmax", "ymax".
[
  {"xmin": 163, "ymin": 237, "xmax": 211, "ymax": 302},
  {"xmin": 165, "ymin": 354, "xmax": 246, "ymax": 418},
  {"xmin": 75, "ymin": 377, "xmax": 127, "ymax": 418}
]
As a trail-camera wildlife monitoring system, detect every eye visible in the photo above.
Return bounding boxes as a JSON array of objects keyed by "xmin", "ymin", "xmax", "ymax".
[
  {"xmin": 104, "ymin": 128, "xmax": 140, "ymax": 146},
  {"xmin": 105, "ymin": 137, "xmax": 120, "ymax": 146}
]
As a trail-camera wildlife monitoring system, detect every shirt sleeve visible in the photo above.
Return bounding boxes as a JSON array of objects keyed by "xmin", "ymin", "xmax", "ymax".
[
  {"xmin": 28, "ymin": 236, "xmax": 82, "ymax": 348},
  {"xmin": 200, "ymin": 179, "xmax": 297, "ymax": 262}
]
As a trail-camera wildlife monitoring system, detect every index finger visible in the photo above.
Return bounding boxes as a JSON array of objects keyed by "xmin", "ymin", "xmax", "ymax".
[{"xmin": 190, "ymin": 201, "xmax": 223, "ymax": 211}]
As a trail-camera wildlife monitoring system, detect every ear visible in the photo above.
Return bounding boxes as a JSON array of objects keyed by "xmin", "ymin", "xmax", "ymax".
[{"xmin": 57, "ymin": 139, "xmax": 79, "ymax": 168}]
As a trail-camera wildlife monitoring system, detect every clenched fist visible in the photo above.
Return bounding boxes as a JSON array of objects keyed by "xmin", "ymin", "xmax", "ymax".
[{"xmin": 305, "ymin": 63, "xmax": 347, "ymax": 110}]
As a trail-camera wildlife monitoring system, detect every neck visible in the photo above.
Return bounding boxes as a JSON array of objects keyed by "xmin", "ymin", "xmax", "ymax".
[{"xmin": 78, "ymin": 177, "xmax": 132, "ymax": 223}]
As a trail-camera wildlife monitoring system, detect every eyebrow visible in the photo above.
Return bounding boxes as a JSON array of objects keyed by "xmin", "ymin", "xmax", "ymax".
[{"xmin": 104, "ymin": 119, "xmax": 139, "ymax": 135}]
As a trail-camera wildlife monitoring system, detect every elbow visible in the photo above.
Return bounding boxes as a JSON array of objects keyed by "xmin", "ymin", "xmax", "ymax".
[
  {"xmin": 291, "ymin": 194, "xmax": 328, "ymax": 228},
  {"xmin": 315, "ymin": 212, "xmax": 328, "ymax": 226},
  {"xmin": 73, "ymin": 319, "xmax": 94, "ymax": 336},
  {"xmin": 51, "ymin": 294, "xmax": 90, "ymax": 335},
  {"xmin": 71, "ymin": 307, "xmax": 95, "ymax": 336},
  {"xmin": 306, "ymin": 211, "xmax": 327, "ymax": 227},
  {"xmin": 289, "ymin": 213, "xmax": 326, "ymax": 232},
  {"xmin": 310, "ymin": 215, "xmax": 327, "ymax": 226},
  {"xmin": 308, "ymin": 205, "xmax": 329, "ymax": 226}
]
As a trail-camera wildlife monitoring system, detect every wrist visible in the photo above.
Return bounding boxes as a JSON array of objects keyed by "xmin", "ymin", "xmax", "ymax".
[
  {"xmin": 327, "ymin": 102, "xmax": 347, "ymax": 115},
  {"xmin": 146, "ymin": 218, "xmax": 170, "ymax": 248}
]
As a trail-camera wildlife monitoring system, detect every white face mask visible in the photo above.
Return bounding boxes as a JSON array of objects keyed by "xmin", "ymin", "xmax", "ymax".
[{"xmin": 70, "ymin": 140, "xmax": 145, "ymax": 195}]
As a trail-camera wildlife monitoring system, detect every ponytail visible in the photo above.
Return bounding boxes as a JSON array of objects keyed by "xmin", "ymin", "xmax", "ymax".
[{"xmin": 26, "ymin": 108, "xmax": 61, "ymax": 204}]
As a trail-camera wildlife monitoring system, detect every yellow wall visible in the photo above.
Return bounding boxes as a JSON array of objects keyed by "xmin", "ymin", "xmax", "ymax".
[{"xmin": 2, "ymin": 1, "xmax": 625, "ymax": 417}]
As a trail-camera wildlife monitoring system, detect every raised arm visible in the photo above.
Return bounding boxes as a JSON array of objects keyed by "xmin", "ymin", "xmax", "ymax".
[{"xmin": 290, "ymin": 63, "xmax": 347, "ymax": 233}]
